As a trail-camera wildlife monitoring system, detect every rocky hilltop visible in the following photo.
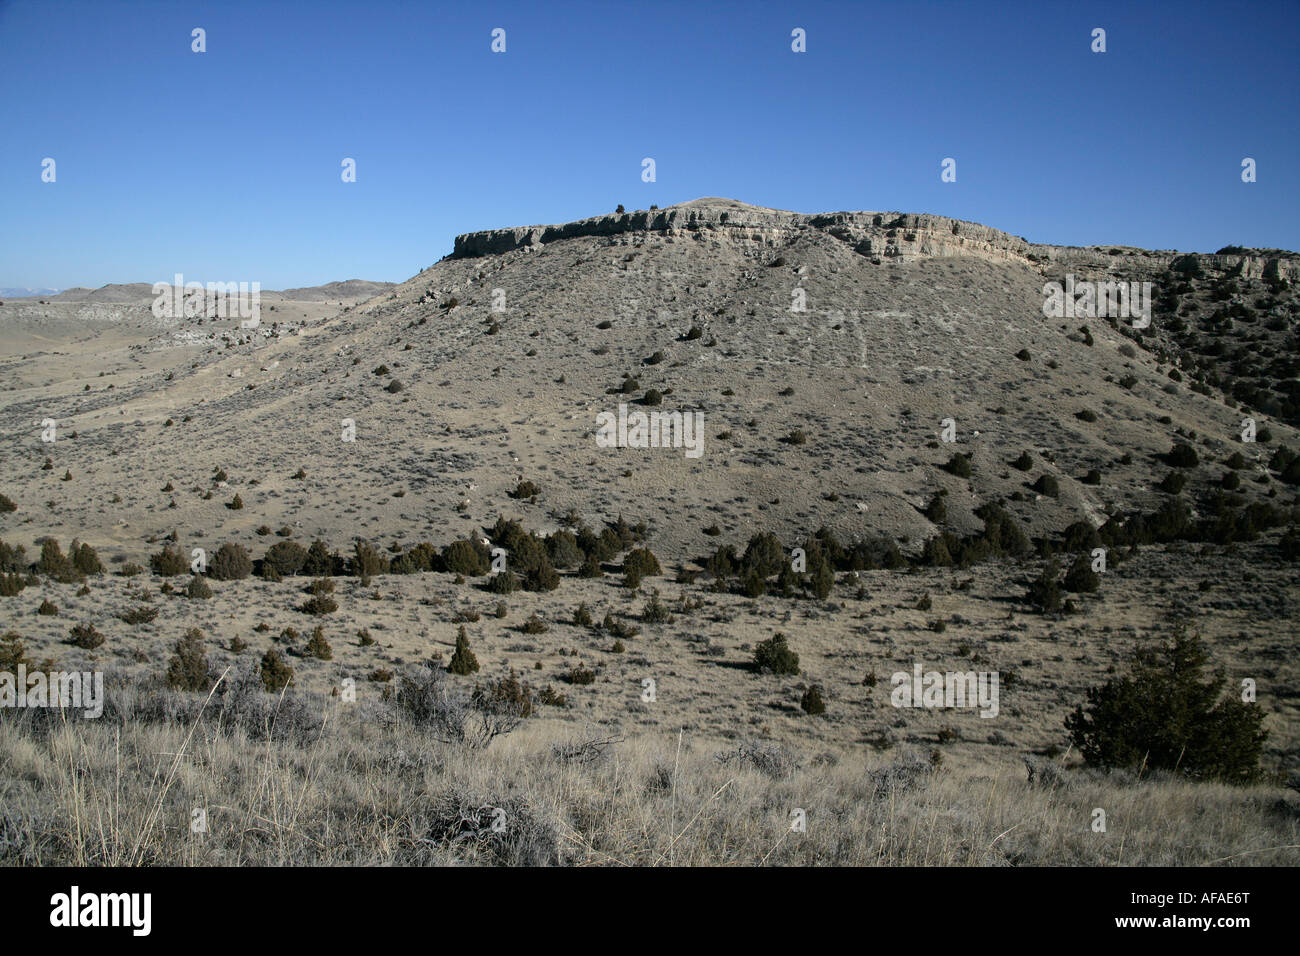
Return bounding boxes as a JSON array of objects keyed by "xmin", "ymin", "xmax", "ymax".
[{"xmin": 451, "ymin": 197, "xmax": 1300, "ymax": 282}]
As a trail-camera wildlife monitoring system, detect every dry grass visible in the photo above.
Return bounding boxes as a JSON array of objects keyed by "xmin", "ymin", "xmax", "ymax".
[{"xmin": 1, "ymin": 678, "xmax": 1296, "ymax": 866}]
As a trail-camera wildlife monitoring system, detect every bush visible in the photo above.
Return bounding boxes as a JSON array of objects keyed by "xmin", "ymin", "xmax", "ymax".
[
  {"xmin": 301, "ymin": 592, "xmax": 338, "ymax": 615},
  {"xmin": 1063, "ymin": 555, "xmax": 1099, "ymax": 593},
  {"xmin": 641, "ymin": 589, "xmax": 672, "ymax": 623},
  {"xmin": 227, "ymin": 494, "xmax": 244, "ymax": 510},
  {"xmin": 474, "ymin": 669, "xmax": 535, "ymax": 719},
  {"xmin": 1032, "ymin": 474, "xmax": 1060, "ymax": 497},
  {"xmin": 443, "ymin": 539, "xmax": 490, "ymax": 576},
  {"xmin": 120, "ymin": 605, "xmax": 159, "ymax": 625},
  {"xmin": 305, "ymin": 626, "xmax": 333, "ymax": 660},
  {"xmin": 302, "ymin": 540, "xmax": 335, "ymax": 576},
  {"xmin": 1011, "ymin": 452, "xmax": 1033, "ymax": 471},
  {"xmin": 623, "ymin": 547, "xmax": 661, "ymax": 578},
  {"xmin": 69, "ymin": 622, "xmax": 104, "ymax": 650},
  {"xmin": 753, "ymin": 633, "xmax": 800, "ymax": 675},
  {"xmin": 448, "ymin": 625, "xmax": 479, "ymax": 675},
  {"xmin": 523, "ymin": 561, "xmax": 560, "ymax": 592},
  {"xmin": 572, "ymin": 602, "xmax": 593, "ymax": 627},
  {"xmin": 259, "ymin": 650, "xmax": 294, "ymax": 692},
  {"xmin": 72, "ymin": 542, "xmax": 103, "ymax": 574},
  {"xmin": 38, "ymin": 598, "xmax": 58, "ymax": 615},
  {"xmin": 209, "ymin": 543, "xmax": 252, "ymax": 581},
  {"xmin": 488, "ymin": 570, "xmax": 519, "ymax": 594},
  {"xmin": 0, "ymin": 631, "xmax": 33, "ymax": 670},
  {"xmin": 352, "ymin": 540, "xmax": 388, "ymax": 579},
  {"xmin": 263, "ymin": 540, "xmax": 308, "ymax": 577},
  {"xmin": 1157, "ymin": 471, "xmax": 1187, "ymax": 494},
  {"xmin": 941, "ymin": 453, "xmax": 972, "ymax": 478},
  {"xmin": 0, "ymin": 494, "xmax": 15, "ymax": 513},
  {"xmin": 1025, "ymin": 559, "xmax": 1062, "ymax": 612},
  {"xmin": 1165, "ymin": 443, "xmax": 1200, "ymax": 468},
  {"xmin": 509, "ymin": 480, "xmax": 540, "ymax": 500},
  {"xmin": 559, "ymin": 664, "xmax": 595, "ymax": 685},
  {"xmin": 150, "ymin": 546, "xmax": 189, "ymax": 574},
  {"xmin": 1081, "ymin": 469, "xmax": 1102, "ymax": 485},
  {"xmin": 1065, "ymin": 625, "xmax": 1267, "ymax": 783},
  {"xmin": 1075, "ymin": 409, "xmax": 1098, "ymax": 423},
  {"xmin": 800, "ymin": 684, "xmax": 826, "ymax": 715},
  {"xmin": 187, "ymin": 575, "xmax": 212, "ymax": 599},
  {"xmin": 38, "ymin": 540, "xmax": 76, "ymax": 581},
  {"xmin": 545, "ymin": 530, "xmax": 583, "ymax": 569},
  {"xmin": 166, "ymin": 628, "xmax": 209, "ymax": 691}
]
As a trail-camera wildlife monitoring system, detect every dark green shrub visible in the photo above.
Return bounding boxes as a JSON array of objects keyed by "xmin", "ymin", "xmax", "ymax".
[
  {"xmin": 545, "ymin": 530, "xmax": 583, "ymax": 569},
  {"xmin": 641, "ymin": 589, "xmax": 672, "ymax": 623},
  {"xmin": 166, "ymin": 628, "xmax": 209, "ymax": 691},
  {"xmin": 1032, "ymin": 474, "xmax": 1060, "ymax": 497},
  {"xmin": 800, "ymin": 685, "xmax": 826, "ymax": 716},
  {"xmin": 1157, "ymin": 471, "xmax": 1187, "ymax": 494},
  {"xmin": 150, "ymin": 546, "xmax": 189, "ymax": 574},
  {"xmin": 753, "ymin": 633, "xmax": 800, "ymax": 675},
  {"xmin": 509, "ymin": 480, "xmax": 540, "ymax": 500},
  {"xmin": 301, "ymin": 592, "xmax": 338, "ymax": 615},
  {"xmin": 263, "ymin": 540, "xmax": 308, "ymax": 577},
  {"xmin": 1065, "ymin": 625, "xmax": 1267, "ymax": 783},
  {"xmin": 942, "ymin": 453, "xmax": 972, "ymax": 478},
  {"xmin": 524, "ymin": 561, "xmax": 560, "ymax": 592},
  {"xmin": 305, "ymin": 626, "xmax": 333, "ymax": 660},
  {"xmin": 209, "ymin": 543, "xmax": 252, "ymax": 581},
  {"xmin": 559, "ymin": 664, "xmax": 595, "ymax": 685},
  {"xmin": 38, "ymin": 540, "xmax": 76, "ymax": 581},
  {"xmin": 740, "ymin": 533, "xmax": 785, "ymax": 577},
  {"xmin": 448, "ymin": 625, "xmax": 479, "ymax": 675},
  {"xmin": 1165, "ymin": 443, "xmax": 1200, "ymax": 468},
  {"xmin": 70, "ymin": 622, "xmax": 104, "ymax": 649},
  {"xmin": 303, "ymin": 540, "xmax": 335, "ymax": 576},
  {"xmin": 623, "ymin": 548, "xmax": 661, "ymax": 578},
  {"xmin": 0, "ymin": 631, "xmax": 33, "ymax": 670},
  {"xmin": 352, "ymin": 540, "xmax": 388, "ymax": 578},
  {"xmin": 120, "ymin": 605, "xmax": 158, "ymax": 625},
  {"xmin": 0, "ymin": 494, "xmax": 15, "ymax": 513},
  {"xmin": 72, "ymin": 542, "xmax": 103, "ymax": 574},
  {"xmin": 488, "ymin": 570, "xmax": 519, "ymax": 594},
  {"xmin": 443, "ymin": 539, "xmax": 490, "ymax": 576},
  {"xmin": 1025, "ymin": 559, "xmax": 1062, "ymax": 612},
  {"xmin": 1063, "ymin": 555, "xmax": 1099, "ymax": 593},
  {"xmin": 810, "ymin": 562, "xmax": 834, "ymax": 599},
  {"xmin": 260, "ymin": 650, "xmax": 294, "ymax": 691}
]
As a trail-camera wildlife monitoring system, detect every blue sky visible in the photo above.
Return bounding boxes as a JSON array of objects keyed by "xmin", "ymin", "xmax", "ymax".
[{"xmin": 1, "ymin": 0, "xmax": 1296, "ymax": 289}]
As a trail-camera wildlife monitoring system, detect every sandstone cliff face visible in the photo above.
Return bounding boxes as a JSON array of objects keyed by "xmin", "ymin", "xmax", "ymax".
[{"xmin": 450, "ymin": 197, "xmax": 1300, "ymax": 282}]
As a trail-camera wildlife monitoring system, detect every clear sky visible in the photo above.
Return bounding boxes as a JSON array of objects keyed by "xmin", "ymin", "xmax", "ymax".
[{"xmin": 1, "ymin": 0, "xmax": 1296, "ymax": 289}]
